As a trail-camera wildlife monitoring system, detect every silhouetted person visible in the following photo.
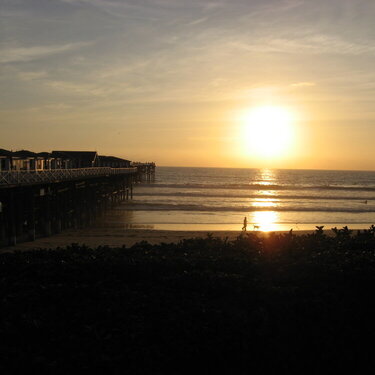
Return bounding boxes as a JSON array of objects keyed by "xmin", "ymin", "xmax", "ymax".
[{"xmin": 242, "ymin": 216, "xmax": 247, "ymax": 231}]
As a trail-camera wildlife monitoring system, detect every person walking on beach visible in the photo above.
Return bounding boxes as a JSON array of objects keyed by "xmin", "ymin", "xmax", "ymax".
[{"xmin": 242, "ymin": 216, "xmax": 248, "ymax": 231}]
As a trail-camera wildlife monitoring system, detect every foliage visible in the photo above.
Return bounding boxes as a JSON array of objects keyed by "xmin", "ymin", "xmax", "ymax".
[{"xmin": 1, "ymin": 227, "xmax": 375, "ymax": 373}]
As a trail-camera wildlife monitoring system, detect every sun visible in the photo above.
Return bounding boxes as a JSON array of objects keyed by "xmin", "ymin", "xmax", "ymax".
[{"xmin": 242, "ymin": 106, "xmax": 295, "ymax": 158}]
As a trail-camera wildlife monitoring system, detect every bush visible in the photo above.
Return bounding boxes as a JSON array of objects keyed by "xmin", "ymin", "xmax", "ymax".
[{"xmin": 1, "ymin": 228, "xmax": 375, "ymax": 373}]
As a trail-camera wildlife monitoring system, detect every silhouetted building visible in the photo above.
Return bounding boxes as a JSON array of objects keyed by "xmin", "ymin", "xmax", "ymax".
[
  {"xmin": 51, "ymin": 151, "xmax": 99, "ymax": 169},
  {"xmin": 0, "ymin": 148, "xmax": 134, "ymax": 171},
  {"xmin": 11, "ymin": 150, "xmax": 49, "ymax": 171},
  {"xmin": 0, "ymin": 149, "xmax": 12, "ymax": 171},
  {"xmin": 99, "ymin": 155, "xmax": 131, "ymax": 168}
]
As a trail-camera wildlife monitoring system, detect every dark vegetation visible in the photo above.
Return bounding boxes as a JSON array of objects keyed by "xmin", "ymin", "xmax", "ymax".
[{"xmin": 1, "ymin": 226, "xmax": 375, "ymax": 374}]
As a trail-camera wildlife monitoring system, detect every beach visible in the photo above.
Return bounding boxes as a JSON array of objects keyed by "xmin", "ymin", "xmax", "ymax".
[
  {"xmin": 0, "ymin": 222, "xmax": 358, "ymax": 253},
  {"xmin": 0, "ymin": 206, "xmax": 319, "ymax": 252},
  {"xmin": 0, "ymin": 226, "xmax": 294, "ymax": 252}
]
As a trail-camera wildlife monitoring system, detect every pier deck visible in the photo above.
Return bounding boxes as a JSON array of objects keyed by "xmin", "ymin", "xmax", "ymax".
[{"xmin": 0, "ymin": 167, "xmax": 137, "ymax": 187}]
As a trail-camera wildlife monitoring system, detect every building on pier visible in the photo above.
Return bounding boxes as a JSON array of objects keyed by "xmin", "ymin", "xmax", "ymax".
[
  {"xmin": 0, "ymin": 149, "xmax": 12, "ymax": 171},
  {"xmin": 51, "ymin": 151, "xmax": 99, "ymax": 169},
  {"xmin": 0, "ymin": 149, "xmax": 46, "ymax": 171},
  {"xmin": 12, "ymin": 150, "xmax": 46, "ymax": 171},
  {"xmin": 99, "ymin": 155, "xmax": 131, "ymax": 168},
  {"xmin": 0, "ymin": 149, "xmax": 133, "ymax": 171},
  {"xmin": 36, "ymin": 152, "xmax": 56, "ymax": 170},
  {"xmin": 0, "ymin": 149, "xmax": 65, "ymax": 171},
  {"xmin": 0, "ymin": 149, "xmax": 102, "ymax": 171}
]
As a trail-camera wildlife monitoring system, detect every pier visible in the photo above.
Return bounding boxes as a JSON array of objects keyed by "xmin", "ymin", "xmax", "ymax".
[
  {"xmin": 132, "ymin": 162, "xmax": 156, "ymax": 182},
  {"xmin": 0, "ymin": 149, "xmax": 155, "ymax": 247}
]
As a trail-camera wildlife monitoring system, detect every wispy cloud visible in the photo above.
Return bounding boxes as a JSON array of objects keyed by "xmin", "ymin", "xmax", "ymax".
[
  {"xmin": 290, "ymin": 82, "xmax": 316, "ymax": 88},
  {"xmin": 187, "ymin": 17, "xmax": 208, "ymax": 26},
  {"xmin": 231, "ymin": 34, "xmax": 375, "ymax": 56},
  {"xmin": 45, "ymin": 79, "xmax": 108, "ymax": 97},
  {"xmin": 58, "ymin": 0, "xmax": 161, "ymax": 20},
  {"xmin": 17, "ymin": 71, "xmax": 48, "ymax": 81},
  {"xmin": 0, "ymin": 42, "xmax": 91, "ymax": 64}
]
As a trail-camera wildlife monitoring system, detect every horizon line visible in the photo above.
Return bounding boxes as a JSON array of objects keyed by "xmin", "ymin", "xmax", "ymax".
[{"xmin": 155, "ymin": 165, "xmax": 375, "ymax": 173}]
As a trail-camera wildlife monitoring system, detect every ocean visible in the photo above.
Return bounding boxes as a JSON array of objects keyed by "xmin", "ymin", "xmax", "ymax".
[{"xmin": 118, "ymin": 167, "xmax": 375, "ymax": 231}]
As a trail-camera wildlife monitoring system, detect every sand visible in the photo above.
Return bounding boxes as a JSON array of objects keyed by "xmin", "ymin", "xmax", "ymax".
[
  {"xmin": 1, "ymin": 208, "xmax": 366, "ymax": 253},
  {"xmin": 0, "ymin": 225, "xmax": 317, "ymax": 253}
]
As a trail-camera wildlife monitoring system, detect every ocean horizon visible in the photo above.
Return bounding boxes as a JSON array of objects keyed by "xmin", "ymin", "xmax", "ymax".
[{"xmin": 159, "ymin": 165, "xmax": 375, "ymax": 173}]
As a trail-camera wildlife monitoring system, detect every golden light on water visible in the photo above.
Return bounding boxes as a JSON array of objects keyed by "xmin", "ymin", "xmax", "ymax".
[
  {"xmin": 252, "ymin": 199, "xmax": 277, "ymax": 208},
  {"xmin": 251, "ymin": 211, "xmax": 279, "ymax": 232},
  {"xmin": 249, "ymin": 169, "xmax": 279, "ymax": 231},
  {"xmin": 240, "ymin": 106, "xmax": 295, "ymax": 159}
]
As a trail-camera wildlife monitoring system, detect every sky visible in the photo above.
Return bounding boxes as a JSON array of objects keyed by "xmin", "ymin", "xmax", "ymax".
[{"xmin": 1, "ymin": 0, "xmax": 375, "ymax": 169}]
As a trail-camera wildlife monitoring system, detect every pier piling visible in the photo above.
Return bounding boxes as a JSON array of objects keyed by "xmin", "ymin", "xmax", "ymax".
[{"xmin": 0, "ymin": 165, "xmax": 155, "ymax": 248}]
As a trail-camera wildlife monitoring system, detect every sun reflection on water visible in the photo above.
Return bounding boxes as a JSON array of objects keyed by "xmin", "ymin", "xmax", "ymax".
[
  {"xmin": 252, "ymin": 199, "xmax": 277, "ymax": 208},
  {"xmin": 258, "ymin": 169, "xmax": 276, "ymax": 183},
  {"xmin": 258, "ymin": 190, "xmax": 276, "ymax": 196},
  {"xmin": 251, "ymin": 169, "xmax": 279, "ymax": 231},
  {"xmin": 251, "ymin": 211, "xmax": 279, "ymax": 232}
]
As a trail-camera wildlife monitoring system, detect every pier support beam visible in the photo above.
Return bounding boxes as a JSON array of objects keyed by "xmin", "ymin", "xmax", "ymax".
[
  {"xmin": 27, "ymin": 189, "xmax": 36, "ymax": 241},
  {"xmin": 0, "ymin": 167, "xmax": 144, "ymax": 248},
  {"xmin": 7, "ymin": 191, "xmax": 17, "ymax": 246},
  {"xmin": 42, "ymin": 193, "xmax": 52, "ymax": 237},
  {"xmin": 0, "ymin": 200, "xmax": 5, "ymax": 245}
]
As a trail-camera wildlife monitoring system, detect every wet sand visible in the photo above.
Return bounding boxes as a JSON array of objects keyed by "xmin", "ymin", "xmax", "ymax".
[{"xmin": 1, "ymin": 207, "xmax": 367, "ymax": 253}]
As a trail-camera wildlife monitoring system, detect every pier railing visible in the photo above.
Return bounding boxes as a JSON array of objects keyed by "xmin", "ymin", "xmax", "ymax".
[{"xmin": 0, "ymin": 167, "xmax": 137, "ymax": 187}]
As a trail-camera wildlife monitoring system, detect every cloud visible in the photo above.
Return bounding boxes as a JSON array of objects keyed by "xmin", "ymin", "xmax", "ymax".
[
  {"xmin": 290, "ymin": 82, "xmax": 316, "ymax": 88},
  {"xmin": 187, "ymin": 17, "xmax": 208, "ymax": 26},
  {"xmin": 231, "ymin": 34, "xmax": 375, "ymax": 56},
  {"xmin": 0, "ymin": 42, "xmax": 91, "ymax": 64},
  {"xmin": 58, "ymin": 0, "xmax": 160, "ymax": 20},
  {"xmin": 17, "ymin": 71, "xmax": 48, "ymax": 81},
  {"xmin": 44, "ymin": 79, "xmax": 107, "ymax": 97}
]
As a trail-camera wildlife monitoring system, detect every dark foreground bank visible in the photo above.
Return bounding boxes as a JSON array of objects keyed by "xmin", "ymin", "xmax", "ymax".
[{"xmin": 1, "ymin": 227, "xmax": 375, "ymax": 374}]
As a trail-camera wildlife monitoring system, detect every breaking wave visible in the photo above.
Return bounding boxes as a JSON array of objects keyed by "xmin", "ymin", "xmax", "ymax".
[
  {"xmin": 121, "ymin": 202, "xmax": 375, "ymax": 213},
  {"xmin": 144, "ymin": 183, "xmax": 375, "ymax": 192},
  {"xmin": 134, "ymin": 191, "xmax": 374, "ymax": 201}
]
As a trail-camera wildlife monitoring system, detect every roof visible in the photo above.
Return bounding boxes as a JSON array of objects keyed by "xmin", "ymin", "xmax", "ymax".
[
  {"xmin": 12, "ymin": 150, "xmax": 38, "ymax": 158},
  {"xmin": 37, "ymin": 152, "xmax": 52, "ymax": 158},
  {"xmin": 0, "ymin": 148, "xmax": 12, "ymax": 157},
  {"xmin": 99, "ymin": 155, "xmax": 131, "ymax": 163},
  {"xmin": 52, "ymin": 151, "xmax": 97, "ymax": 162}
]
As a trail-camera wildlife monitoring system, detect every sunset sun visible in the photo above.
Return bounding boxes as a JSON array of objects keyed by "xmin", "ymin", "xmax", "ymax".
[{"xmin": 242, "ymin": 106, "xmax": 295, "ymax": 159}]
